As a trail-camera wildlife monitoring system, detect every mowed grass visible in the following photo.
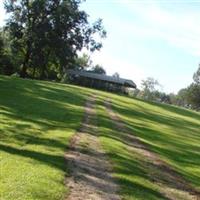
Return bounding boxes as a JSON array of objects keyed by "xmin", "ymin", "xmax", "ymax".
[
  {"xmin": 0, "ymin": 75, "xmax": 91, "ymax": 200},
  {"xmin": 1, "ymin": 76, "xmax": 200, "ymax": 200},
  {"xmin": 96, "ymin": 92, "xmax": 200, "ymax": 200}
]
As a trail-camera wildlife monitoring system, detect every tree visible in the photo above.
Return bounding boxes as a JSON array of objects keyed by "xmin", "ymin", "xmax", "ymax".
[
  {"xmin": 169, "ymin": 93, "xmax": 179, "ymax": 105},
  {"xmin": 90, "ymin": 64, "xmax": 106, "ymax": 74},
  {"xmin": 193, "ymin": 65, "xmax": 200, "ymax": 85},
  {"xmin": 4, "ymin": 0, "xmax": 106, "ymax": 79},
  {"xmin": 175, "ymin": 88, "xmax": 188, "ymax": 107},
  {"xmin": 0, "ymin": 30, "xmax": 14, "ymax": 75},
  {"xmin": 186, "ymin": 83, "xmax": 200, "ymax": 110},
  {"xmin": 73, "ymin": 53, "xmax": 92, "ymax": 70},
  {"xmin": 141, "ymin": 77, "xmax": 159, "ymax": 91},
  {"xmin": 167, "ymin": 66, "xmax": 200, "ymax": 110},
  {"xmin": 140, "ymin": 77, "xmax": 160, "ymax": 100}
]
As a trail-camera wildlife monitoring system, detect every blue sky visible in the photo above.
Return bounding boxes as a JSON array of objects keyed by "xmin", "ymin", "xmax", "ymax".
[{"xmin": 1, "ymin": 1, "xmax": 200, "ymax": 93}]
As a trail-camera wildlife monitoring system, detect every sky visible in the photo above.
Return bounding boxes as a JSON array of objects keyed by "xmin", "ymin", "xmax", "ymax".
[{"xmin": 0, "ymin": 1, "xmax": 200, "ymax": 93}]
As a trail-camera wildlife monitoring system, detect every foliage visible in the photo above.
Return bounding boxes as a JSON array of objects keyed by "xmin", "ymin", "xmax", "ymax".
[
  {"xmin": 90, "ymin": 64, "xmax": 106, "ymax": 74},
  {"xmin": 141, "ymin": 77, "xmax": 159, "ymax": 92},
  {"xmin": 153, "ymin": 90, "xmax": 171, "ymax": 104},
  {"xmin": 186, "ymin": 83, "xmax": 200, "ymax": 110},
  {"xmin": 0, "ymin": 30, "xmax": 14, "ymax": 75},
  {"xmin": 139, "ymin": 77, "xmax": 160, "ymax": 101},
  {"xmin": 2, "ymin": 0, "xmax": 106, "ymax": 79},
  {"xmin": 73, "ymin": 53, "xmax": 92, "ymax": 70},
  {"xmin": 136, "ymin": 66, "xmax": 200, "ymax": 111},
  {"xmin": 172, "ymin": 66, "xmax": 200, "ymax": 110}
]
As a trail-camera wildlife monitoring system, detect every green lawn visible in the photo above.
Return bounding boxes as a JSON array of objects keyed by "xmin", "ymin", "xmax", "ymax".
[
  {"xmin": 1, "ymin": 75, "xmax": 200, "ymax": 200},
  {"xmin": 0, "ymin": 76, "xmax": 91, "ymax": 200},
  {"xmin": 96, "ymin": 92, "xmax": 200, "ymax": 199}
]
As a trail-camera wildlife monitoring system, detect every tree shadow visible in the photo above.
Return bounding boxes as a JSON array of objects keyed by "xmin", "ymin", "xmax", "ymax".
[
  {"xmin": 0, "ymin": 76, "xmax": 89, "ymax": 169},
  {"xmin": 95, "ymin": 96, "xmax": 200, "ymax": 198},
  {"xmin": 0, "ymin": 143, "xmax": 65, "ymax": 171},
  {"xmin": 110, "ymin": 98, "xmax": 200, "ymax": 188}
]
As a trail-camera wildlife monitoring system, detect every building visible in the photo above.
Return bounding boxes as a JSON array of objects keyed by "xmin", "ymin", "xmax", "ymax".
[{"xmin": 66, "ymin": 69, "xmax": 136, "ymax": 93}]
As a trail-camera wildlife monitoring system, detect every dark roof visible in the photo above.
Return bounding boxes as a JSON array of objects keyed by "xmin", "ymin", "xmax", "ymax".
[{"xmin": 67, "ymin": 69, "xmax": 137, "ymax": 88}]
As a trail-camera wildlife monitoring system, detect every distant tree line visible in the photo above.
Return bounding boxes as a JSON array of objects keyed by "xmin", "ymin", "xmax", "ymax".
[
  {"xmin": 131, "ymin": 66, "xmax": 200, "ymax": 111},
  {"xmin": 0, "ymin": 0, "xmax": 106, "ymax": 80}
]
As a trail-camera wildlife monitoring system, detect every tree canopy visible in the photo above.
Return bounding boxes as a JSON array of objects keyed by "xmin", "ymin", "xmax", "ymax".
[
  {"xmin": 90, "ymin": 64, "xmax": 106, "ymax": 74},
  {"xmin": 133, "ymin": 66, "xmax": 200, "ymax": 111},
  {"xmin": 1, "ymin": 0, "xmax": 106, "ymax": 79}
]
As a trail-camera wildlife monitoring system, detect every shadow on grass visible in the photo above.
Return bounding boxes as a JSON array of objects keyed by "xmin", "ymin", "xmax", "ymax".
[
  {"xmin": 95, "ymin": 106, "xmax": 170, "ymax": 199},
  {"xmin": 0, "ymin": 76, "xmax": 88, "ymax": 170},
  {"xmin": 111, "ymin": 102, "xmax": 200, "ymax": 166},
  {"xmin": 112, "ymin": 98, "xmax": 200, "ymax": 187},
  {"xmin": 95, "ymin": 96, "xmax": 200, "ymax": 198},
  {"xmin": 111, "ymin": 94, "xmax": 200, "ymax": 121},
  {"xmin": 0, "ymin": 143, "xmax": 65, "ymax": 171}
]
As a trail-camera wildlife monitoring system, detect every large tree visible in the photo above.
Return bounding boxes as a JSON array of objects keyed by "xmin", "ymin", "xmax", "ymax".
[{"xmin": 4, "ymin": 0, "xmax": 106, "ymax": 79}]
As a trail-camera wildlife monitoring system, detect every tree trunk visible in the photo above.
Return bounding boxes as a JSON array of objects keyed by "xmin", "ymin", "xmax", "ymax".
[
  {"xmin": 32, "ymin": 65, "xmax": 36, "ymax": 78},
  {"xmin": 40, "ymin": 67, "xmax": 46, "ymax": 80},
  {"xmin": 40, "ymin": 50, "xmax": 51, "ymax": 80},
  {"xmin": 20, "ymin": 0, "xmax": 31, "ymax": 78},
  {"xmin": 20, "ymin": 50, "xmax": 30, "ymax": 78}
]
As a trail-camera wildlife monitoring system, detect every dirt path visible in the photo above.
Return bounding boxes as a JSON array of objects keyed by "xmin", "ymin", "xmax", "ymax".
[
  {"xmin": 105, "ymin": 99, "xmax": 200, "ymax": 200},
  {"xmin": 65, "ymin": 96, "xmax": 120, "ymax": 200}
]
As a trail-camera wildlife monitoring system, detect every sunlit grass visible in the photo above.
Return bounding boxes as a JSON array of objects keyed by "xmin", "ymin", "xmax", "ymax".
[
  {"xmin": 0, "ymin": 75, "xmax": 90, "ymax": 200},
  {"xmin": 96, "ymin": 92, "xmax": 200, "ymax": 199},
  {"xmin": 1, "ymin": 75, "xmax": 200, "ymax": 200}
]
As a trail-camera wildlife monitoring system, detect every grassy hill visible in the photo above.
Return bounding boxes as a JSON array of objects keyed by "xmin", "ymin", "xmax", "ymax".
[{"xmin": 0, "ymin": 75, "xmax": 200, "ymax": 200}]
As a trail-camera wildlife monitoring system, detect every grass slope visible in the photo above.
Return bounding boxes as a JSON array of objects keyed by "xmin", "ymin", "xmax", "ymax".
[
  {"xmin": 0, "ymin": 76, "xmax": 91, "ymax": 200},
  {"xmin": 1, "ymin": 76, "xmax": 200, "ymax": 200},
  {"xmin": 96, "ymin": 92, "xmax": 200, "ymax": 199}
]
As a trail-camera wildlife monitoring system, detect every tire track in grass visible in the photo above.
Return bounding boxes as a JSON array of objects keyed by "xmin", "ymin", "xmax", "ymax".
[
  {"xmin": 65, "ymin": 95, "xmax": 120, "ymax": 200},
  {"xmin": 105, "ymin": 99, "xmax": 200, "ymax": 200}
]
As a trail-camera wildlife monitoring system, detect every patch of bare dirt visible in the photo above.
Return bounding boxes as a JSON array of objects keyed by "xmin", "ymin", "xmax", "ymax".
[
  {"xmin": 105, "ymin": 99, "xmax": 200, "ymax": 200},
  {"xmin": 65, "ymin": 96, "xmax": 120, "ymax": 200}
]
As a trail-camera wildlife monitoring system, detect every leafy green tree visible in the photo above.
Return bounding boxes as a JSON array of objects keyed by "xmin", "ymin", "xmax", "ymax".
[
  {"xmin": 184, "ymin": 66, "xmax": 200, "ymax": 110},
  {"xmin": 90, "ymin": 64, "xmax": 106, "ymax": 74},
  {"xmin": 152, "ymin": 91, "xmax": 171, "ymax": 104},
  {"xmin": 4, "ymin": 0, "xmax": 106, "ymax": 79},
  {"xmin": 73, "ymin": 53, "xmax": 92, "ymax": 70},
  {"xmin": 167, "ymin": 66, "xmax": 200, "ymax": 110},
  {"xmin": 0, "ymin": 30, "xmax": 14, "ymax": 75},
  {"xmin": 186, "ymin": 83, "xmax": 200, "ymax": 110},
  {"xmin": 175, "ymin": 88, "xmax": 188, "ymax": 107}
]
